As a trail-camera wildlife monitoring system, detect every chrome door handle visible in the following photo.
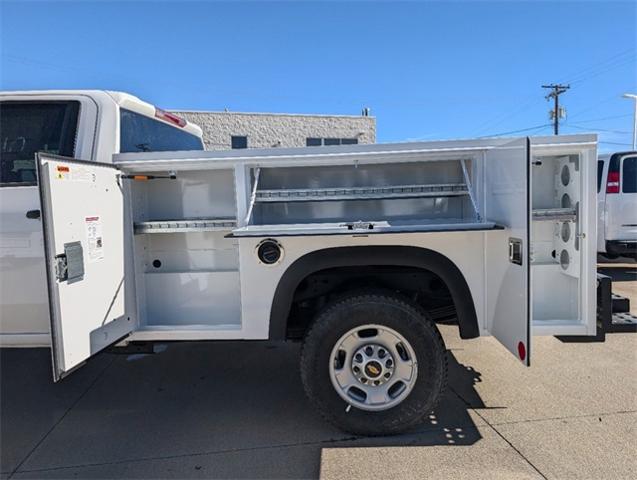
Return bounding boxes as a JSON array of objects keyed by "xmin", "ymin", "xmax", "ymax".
[{"xmin": 509, "ymin": 238, "xmax": 523, "ymax": 266}]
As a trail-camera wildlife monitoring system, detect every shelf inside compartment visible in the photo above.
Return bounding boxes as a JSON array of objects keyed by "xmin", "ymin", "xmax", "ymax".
[
  {"xmin": 143, "ymin": 270, "xmax": 241, "ymax": 327},
  {"xmin": 532, "ymin": 208, "xmax": 577, "ymax": 222},
  {"xmin": 254, "ymin": 183, "xmax": 469, "ymax": 203},
  {"xmin": 231, "ymin": 218, "xmax": 499, "ymax": 237},
  {"xmin": 134, "ymin": 218, "xmax": 237, "ymax": 234}
]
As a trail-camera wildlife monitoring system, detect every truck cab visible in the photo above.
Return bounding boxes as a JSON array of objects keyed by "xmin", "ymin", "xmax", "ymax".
[{"xmin": 0, "ymin": 90, "xmax": 204, "ymax": 347}]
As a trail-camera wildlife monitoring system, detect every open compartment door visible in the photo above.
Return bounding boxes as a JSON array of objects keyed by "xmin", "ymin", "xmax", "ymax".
[
  {"xmin": 37, "ymin": 154, "xmax": 133, "ymax": 381},
  {"xmin": 484, "ymin": 138, "xmax": 531, "ymax": 365}
]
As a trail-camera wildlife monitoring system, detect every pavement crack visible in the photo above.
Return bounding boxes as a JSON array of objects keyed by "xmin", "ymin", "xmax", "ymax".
[
  {"xmin": 8, "ymin": 356, "xmax": 117, "ymax": 479},
  {"xmin": 489, "ymin": 409, "xmax": 637, "ymax": 427},
  {"xmin": 12, "ymin": 435, "xmax": 360, "ymax": 475},
  {"xmin": 449, "ymin": 385, "xmax": 549, "ymax": 480}
]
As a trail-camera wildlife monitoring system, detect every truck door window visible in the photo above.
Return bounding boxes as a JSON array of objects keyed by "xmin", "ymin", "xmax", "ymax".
[
  {"xmin": 119, "ymin": 109, "xmax": 204, "ymax": 153},
  {"xmin": 622, "ymin": 156, "xmax": 636, "ymax": 193},
  {"xmin": 0, "ymin": 101, "xmax": 79, "ymax": 186}
]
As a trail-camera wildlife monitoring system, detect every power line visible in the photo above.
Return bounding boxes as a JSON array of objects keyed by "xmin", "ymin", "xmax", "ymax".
[
  {"xmin": 477, "ymin": 123, "xmax": 552, "ymax": 138},
  {"xmin": 558, "ymin": 49, "xmax": 636, "ymax": 86},
  {"xmin": 568, "ymin": 113, "xmax": 633, "ymax": 124},
  {"xmin": 564, "ymin": 124, "xmax": 631, "ymax": 135}
]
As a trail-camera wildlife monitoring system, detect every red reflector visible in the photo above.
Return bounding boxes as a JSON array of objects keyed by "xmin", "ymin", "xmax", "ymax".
[
  {"xmin": 517, "ymin": 341, "xmax": 526, "ymax": 361},
  {"xmin": 155, "ymin": 108, "xmax": 187, "ymax": 128},
  {"xmin": 606, "ymin": 171, "xmax": 620, "ymax": 194},
  {"xmin": 56, "ymin": 166, "xmax": 70, "ymax": 173}
]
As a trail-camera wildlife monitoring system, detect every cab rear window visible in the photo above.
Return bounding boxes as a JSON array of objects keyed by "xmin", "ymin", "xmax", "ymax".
[
  {"xmin": 119, "ymin": 109, "xmax": 204, "ymax": 153},
  {"xmin": 623, "ymin": 156, "xmax": 636, "ymax": 193},
  {"xmin": 0, "ymin": 101, "xmax": 79, "ymax": 186}
]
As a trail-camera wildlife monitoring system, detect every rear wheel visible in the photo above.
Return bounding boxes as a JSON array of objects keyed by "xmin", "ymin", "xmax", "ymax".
[{"xmin": 300, "ymin": 291, "xmax": 447, "ymax": 435}]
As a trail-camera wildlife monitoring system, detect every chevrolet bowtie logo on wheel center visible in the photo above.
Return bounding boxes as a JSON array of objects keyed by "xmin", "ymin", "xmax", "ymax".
[{"xmin": 365, "ymin": 361, "xmax": 382, "ymax": 378}]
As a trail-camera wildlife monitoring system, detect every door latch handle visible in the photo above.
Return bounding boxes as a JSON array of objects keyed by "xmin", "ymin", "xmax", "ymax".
[
  {"xmin": 26, "ymin": 209, "xmax": 41, "ymax": 220},
  {"xmin": 509, "ymin": 238, "xmax": 523, "ymax": 266}
]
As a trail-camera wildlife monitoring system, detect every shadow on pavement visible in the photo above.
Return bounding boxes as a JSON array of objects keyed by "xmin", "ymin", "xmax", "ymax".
[{"xmin": 1, "ymin": 342, "xmax": 486, "ymax": 479}]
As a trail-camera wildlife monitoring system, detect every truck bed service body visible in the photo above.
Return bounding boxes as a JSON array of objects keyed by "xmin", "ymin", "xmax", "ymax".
[{"xmin": 32, "ymin": 134, "xmax": 597, "ymax": 434}]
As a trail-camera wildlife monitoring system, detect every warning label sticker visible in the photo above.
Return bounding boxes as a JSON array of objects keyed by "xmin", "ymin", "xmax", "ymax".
[
  {"xmin": 85, "ymin": 216, "xmax": 104, "ymax": 262},
  {"xmin": 56, "ymin": 165, "xmax": 95, "ymax": 182},
  {"xmin": 56, "ymin": 165, "xmax": 70, "ymax": 180}
]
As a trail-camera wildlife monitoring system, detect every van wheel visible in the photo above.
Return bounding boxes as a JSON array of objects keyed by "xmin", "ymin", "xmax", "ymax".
[{"xmin": 300, "ymin": 292, "xmax": 447, "ymax": 436}]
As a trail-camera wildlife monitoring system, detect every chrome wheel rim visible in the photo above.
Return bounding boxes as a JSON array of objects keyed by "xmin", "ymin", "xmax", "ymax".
[{"xmin": 329, "ymin": 324, "xmax": 418, "ymax": 411}]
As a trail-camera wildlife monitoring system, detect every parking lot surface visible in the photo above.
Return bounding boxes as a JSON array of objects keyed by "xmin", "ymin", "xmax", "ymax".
[{"xmin": 1, "ymin": 262, "xmax": 635, "ymax": 479}]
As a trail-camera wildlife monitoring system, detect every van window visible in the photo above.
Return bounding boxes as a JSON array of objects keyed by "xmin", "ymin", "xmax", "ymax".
[
  {"xmin": 0, "ymin": 101, "xmax": 80, "ymax": 186},
  {"xmin": 597, "ymin": 160, "xmax": 604, "ymax": 193},
  {"xmin": 120, "ymin": 109, "xmax": 204, "ymax": 153},
  {"xmin": 623, "ymin": 156, "xmax": 636, "ymax": 193}
]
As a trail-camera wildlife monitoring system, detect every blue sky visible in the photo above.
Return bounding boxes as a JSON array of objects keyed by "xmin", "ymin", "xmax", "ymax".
[{"xmin": 1, "ymin": 0, "xmax": 635, "ymax": 151}]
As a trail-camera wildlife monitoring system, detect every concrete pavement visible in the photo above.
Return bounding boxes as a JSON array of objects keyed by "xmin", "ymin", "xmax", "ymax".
[{"xmin": 1, "ymin": 261, "xmax": 635, "ymax": 479}]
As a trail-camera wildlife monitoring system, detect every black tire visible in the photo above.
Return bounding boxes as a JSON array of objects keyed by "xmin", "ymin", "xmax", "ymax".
[{"xmin": 300, "ymin": 291, "xmax": 447, "ymax": 436}]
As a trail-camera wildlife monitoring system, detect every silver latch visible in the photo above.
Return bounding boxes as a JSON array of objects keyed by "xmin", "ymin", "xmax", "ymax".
[
  {"xmin": 343, "ymin": 221, "xmax": 375, "ymax": 231},
  {"xmin": 509, "ymin": 238, "xmax": 523, "ymax": 266},
  {"xmin": 55, "ymin": 254, "xmax": 68, "ymax": 282},
  {"xmin": 55, "ymin": 241, "xmax": 85, "ymax": 283}
]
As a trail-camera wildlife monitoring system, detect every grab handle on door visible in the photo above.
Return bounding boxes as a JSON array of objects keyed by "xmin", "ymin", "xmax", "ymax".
[
  {"xmin": 509, "ymin": 238, "xmax": 523, "ymax": 266},
  {"xmin": 26, "ymin": 209, "xmax": 41, "ymax": 220}
]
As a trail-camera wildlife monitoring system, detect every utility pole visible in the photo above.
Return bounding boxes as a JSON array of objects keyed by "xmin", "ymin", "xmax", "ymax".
[
  {"xmin": 542, "ymin": 84, "xmax": 570, "ymax": 135},
  {"xmin": 622, "ymin": 93, "xmax": 637, "ymax": 150}
]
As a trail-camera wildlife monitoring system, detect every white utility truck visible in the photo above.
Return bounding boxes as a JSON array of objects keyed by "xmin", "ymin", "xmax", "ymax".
[
  {"xmin": 0, "ymin": 90, "xmax": 204, "ymax": 347},
  {"xmin": 34, "ymin": 134, "xmax": 599, "ymax": 435}
]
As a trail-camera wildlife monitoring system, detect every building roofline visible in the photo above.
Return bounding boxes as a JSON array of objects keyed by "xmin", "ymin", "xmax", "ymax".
[{"xmin": 169, "ymin": 109, "xmax": 375, "ymax": 119}]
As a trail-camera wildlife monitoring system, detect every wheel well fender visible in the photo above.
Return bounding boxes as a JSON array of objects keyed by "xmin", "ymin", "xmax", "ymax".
[{"xmin": 269, "ymin": 246, "xmax": 479, "ymax": 340}]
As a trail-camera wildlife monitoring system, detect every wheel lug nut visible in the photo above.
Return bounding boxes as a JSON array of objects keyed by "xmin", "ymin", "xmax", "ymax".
[
  {"xmin": 374, "ymin": 380, "xmax": 380, "ymax": 386},
  {"xmin": 353, "ymin": 366, "xmax": 360, "ymax": 373},
  {"xmin": 384, "ymin": 372, "xmax": 391, "ymax": 378},
  {"xmin": 378, "ymin": 349, "xmax": 386, "ymax": 358},
  {"xmin": 354, "ymin": 354, "xmax": 363, "ymax": 363},
  {"xmin": 361, "ymin": 377, "xmax": 367, "ymax": 383},
  {"xmin": 386, "ymin": 359, "xmax": 393, "ymax": 368},
  {"xmin": 365, "ymin": 346, "xmax": 373, "ymax": 356}
]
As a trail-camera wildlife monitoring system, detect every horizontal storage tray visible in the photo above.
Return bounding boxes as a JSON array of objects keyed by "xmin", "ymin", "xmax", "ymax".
[
  {"xmin": 135, "ymin": 218, "xmax": 237, "ymax": 234},
  {"xmin": 255, "ymin": 183, "xmax": 469, "ymax": 203},
  {"xmin": 532, "ymin": 208, "xmax": 577, "ymax": 222},
  {"xmin": 230, "ymin": 218, "xmax": 500, "ymax": 237}
]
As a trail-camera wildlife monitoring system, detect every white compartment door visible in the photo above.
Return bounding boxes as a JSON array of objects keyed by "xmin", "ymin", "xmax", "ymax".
[
  {"xmin": 485, "ymin": 138, "xmax": 531, "ymax": 365},
  {"xmin": 37, "ymin": 154, "xmax": 133, "ymax": 381}
]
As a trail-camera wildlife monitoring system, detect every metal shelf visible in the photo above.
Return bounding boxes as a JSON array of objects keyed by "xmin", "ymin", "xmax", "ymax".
[
  {"xmin": 230, "ymin": 219, "xmax": 499, "ymax": 237},
  {"xmin": 532, "ymin": 208, "xmax": 577, "ymax": 222},
  {"xmin": 255, "ymin": 183, "xmax": 469, "ymax": 203},
  {"xmin": 134, "ymin": 218, "xmax": 237, "ymax": 234}
]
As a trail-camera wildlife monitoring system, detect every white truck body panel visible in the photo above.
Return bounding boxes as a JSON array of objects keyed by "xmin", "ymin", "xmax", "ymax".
[
  {"xmin": 0, "ymin": 90, "xmax": 203, "ymax": 347},
  {"xmin": 37, "ymin": 134, "xmax": 597, "ymax": 380}
]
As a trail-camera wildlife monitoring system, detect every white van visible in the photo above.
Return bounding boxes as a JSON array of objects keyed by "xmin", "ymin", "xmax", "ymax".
[
  {"xmin": 597, "ymin": 151, "xmax": 637, "ymax": 259},
  {"xmin": 0, "ymin": 90, "xmax": 204, "ymax": 347}
]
